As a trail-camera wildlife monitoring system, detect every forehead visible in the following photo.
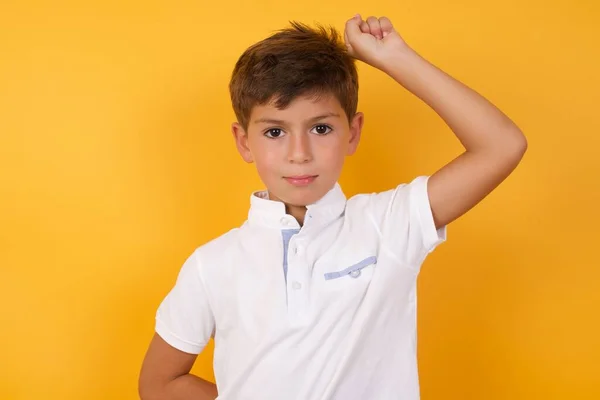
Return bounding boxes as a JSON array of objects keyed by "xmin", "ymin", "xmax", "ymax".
[{"xmin": 249, "ymin": 93, "xmax": 345, "ymax": 123}]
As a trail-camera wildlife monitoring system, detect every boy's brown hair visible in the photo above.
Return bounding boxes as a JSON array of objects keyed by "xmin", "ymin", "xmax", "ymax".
[{"xmin": 229, "ymin": 21, "xmax": 359, "ymax": 131}]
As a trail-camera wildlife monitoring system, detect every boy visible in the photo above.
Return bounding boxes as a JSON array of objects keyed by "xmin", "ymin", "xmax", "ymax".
[{"xmin": 139, "ymin": 14, "xmax": 526, "ymax": 400}]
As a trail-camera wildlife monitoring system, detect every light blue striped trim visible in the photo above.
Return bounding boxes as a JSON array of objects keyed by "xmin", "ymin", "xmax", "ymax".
[{"xmin": 323, "ymin": 256, "xmax": 377, "ymax": 280}]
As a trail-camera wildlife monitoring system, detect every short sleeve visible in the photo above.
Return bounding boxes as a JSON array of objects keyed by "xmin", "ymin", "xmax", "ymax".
[
  {"xmin": 369, "ymin": 175, "xmax": 446, "ymax": 268},
  {"xmin": 155, "ymin": 249, "xmax": 215, "ymax": 354}
]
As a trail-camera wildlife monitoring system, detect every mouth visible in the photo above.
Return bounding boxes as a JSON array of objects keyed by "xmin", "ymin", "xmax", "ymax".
[{"xmin": 283, "ymin": 175, "xmax": 318, "ymax": 186}]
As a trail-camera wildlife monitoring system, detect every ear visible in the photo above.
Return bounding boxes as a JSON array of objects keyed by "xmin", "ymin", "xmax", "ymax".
[
  {"xmin": 231, "ymin": 122, "xmax": 254, "ymax": 163},
  {"xmin": 346, "ymin": 112, "xmax": 364, "ymax": 156}
]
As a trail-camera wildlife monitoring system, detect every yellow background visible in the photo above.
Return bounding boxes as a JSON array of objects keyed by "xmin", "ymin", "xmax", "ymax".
[{"xmin": 1, "ymin": 0, "xmax": 599, "ymax": 399}]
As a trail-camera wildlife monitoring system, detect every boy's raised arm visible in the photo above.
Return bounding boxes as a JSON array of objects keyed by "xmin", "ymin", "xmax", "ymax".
[{"xmin": 345, "ymin": 15, "xmax": 527, "ymax": 229}]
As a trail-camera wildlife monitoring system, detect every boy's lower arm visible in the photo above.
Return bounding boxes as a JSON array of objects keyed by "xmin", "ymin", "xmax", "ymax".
[{"xmin": 382, "ymin": 47, "xmax": 525, "ymax": 152}]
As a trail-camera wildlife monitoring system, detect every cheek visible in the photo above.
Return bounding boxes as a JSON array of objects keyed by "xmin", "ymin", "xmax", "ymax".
[
  {"xmin": 250, "ymin": 141, "xmax": 281, "ymax": 175},
  {"xmin": 319, "ymin": 137, "xmax": 348, "ymax": 164}
]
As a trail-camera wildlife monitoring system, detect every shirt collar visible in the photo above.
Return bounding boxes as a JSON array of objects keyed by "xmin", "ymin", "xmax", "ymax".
[{"xmin": 247, "ymin": 183, "xmax": 347, "ymax": 229}]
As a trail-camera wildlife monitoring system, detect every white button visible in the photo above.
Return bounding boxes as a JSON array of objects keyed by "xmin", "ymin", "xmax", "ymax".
[
  {"xmin": 350, "ymin": 269, "xmax": 361, "ymax": 278},
  {"xmin": 292, "ymin": 281, "xmax": 302, "ymax": 290},
  {"xmin": 280, "ymin": 217, "xmax": 290, "ymax": 226},
  {"xmin": 294, "ymin": 245, "xmax": 303, "ymax": 255}
]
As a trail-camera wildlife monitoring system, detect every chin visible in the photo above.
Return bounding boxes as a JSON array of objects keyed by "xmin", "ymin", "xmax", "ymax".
[{"xmin": 281, "ymin": 187, "xmax": 329, "ymax": 207}]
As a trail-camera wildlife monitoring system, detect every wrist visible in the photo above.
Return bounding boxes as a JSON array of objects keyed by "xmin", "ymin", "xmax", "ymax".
[{"xmin": 380, "ymin": 46, "xmax": 426, "ymax": 85}]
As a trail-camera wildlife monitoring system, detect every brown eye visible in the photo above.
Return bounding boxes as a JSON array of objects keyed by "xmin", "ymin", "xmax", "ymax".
[
  {"xmin": 265, "ymin": 128, "xmax": 284, "ymax": 138},
  {"xmin": 312, "ymin": 125, "xmax": 332, "ymax": 135}
]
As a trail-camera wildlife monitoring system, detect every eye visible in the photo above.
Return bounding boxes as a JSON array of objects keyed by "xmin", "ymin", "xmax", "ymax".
[
  {"xmin": 311, "ymin": 124, "xmax": 332, "ymax": 135},
  {"xmin": 264, "ymin": 128, "xmax": 285, "ymax": 139}
]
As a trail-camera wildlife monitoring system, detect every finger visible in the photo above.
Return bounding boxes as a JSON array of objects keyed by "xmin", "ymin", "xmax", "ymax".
[
  {"xmin": 344, "ymin": 14, "xmax": 363, "ymax": 39},
  {"xmin": 360, "ymin": 20, "xmax": 369, "ymax": 34},
  {"xmin": 379, "ymin": 16, "xmax": 394, "ymax": 37},
  {"xmin": 366, "ymin": 16, "xmax": 382, "ymax": 39}
]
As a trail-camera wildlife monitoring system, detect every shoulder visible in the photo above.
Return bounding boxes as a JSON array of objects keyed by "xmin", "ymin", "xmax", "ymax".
[
  {"xmin": 344, "ymin": 176, "xmax": 432, "ymax": 232},
  {"xmin": 183, "ymin": 227, "xmax": 244, "ymax": 277},
  {"xmin": 345, "ymin": 178, "xmax": 421, "ymax": 214},
  {"xmin": 192, "ymin": 227, "xmax": 243, "ymax": 261}
]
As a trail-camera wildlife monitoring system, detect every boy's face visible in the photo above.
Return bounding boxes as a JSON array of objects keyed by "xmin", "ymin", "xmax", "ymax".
[{"xmin": 232, "ymin": 93, "xmax": 363, "ymax": 208}]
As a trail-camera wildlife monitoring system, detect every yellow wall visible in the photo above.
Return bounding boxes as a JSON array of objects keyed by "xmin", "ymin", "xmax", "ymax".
[{"xmin": 1, "ymin": 1, "xmax": 598, "ymax": 399}]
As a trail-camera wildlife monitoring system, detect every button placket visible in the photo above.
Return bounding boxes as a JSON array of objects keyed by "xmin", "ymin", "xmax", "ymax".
[
  {"xmin": 293, "ymin": 244, "xmax": 304, "ymax": 256},
  {"xmin": 286, "ymin": 236, "xmax": 310, "ymax": 317}
]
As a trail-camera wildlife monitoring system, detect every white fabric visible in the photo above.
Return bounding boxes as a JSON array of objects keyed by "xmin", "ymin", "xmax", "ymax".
[{"xmin": 155, "ymin": 175, "xmax": 446, "ymax": 400}]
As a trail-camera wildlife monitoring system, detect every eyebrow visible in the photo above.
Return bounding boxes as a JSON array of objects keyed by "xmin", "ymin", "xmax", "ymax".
[{"xmin": 253, "ymin": 112, "xmax": 341, "ymax": 125}]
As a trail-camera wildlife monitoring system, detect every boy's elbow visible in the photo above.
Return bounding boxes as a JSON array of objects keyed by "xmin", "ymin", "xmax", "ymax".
[
  {"xmin": 501, "ymin": 127, "xmax": 528, "ymax": 165},
  {"xmin": 512, "ymin": 129, "xmax": 528, "ymax": 163},
  {"xmin": 138, "ymin": 382, "xmax": 157, "ymax": 400},
  {"xmin": 138, "ymin": 389, "xmax": 153, "ymax": 400},
  {"xmin": 514, "ymin": 128, "xmax": 528, "ymax": 155},
  {"xmin": 139, "ymin": 386, "xmax": 168, "ymax": 400},
  {"xmin": 138, "ymin": 374, "xmax": 166, "ymax": 400}
]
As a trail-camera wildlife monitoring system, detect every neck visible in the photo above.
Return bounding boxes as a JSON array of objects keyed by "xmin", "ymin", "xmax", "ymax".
[{"xmin": 286, "ymin": 204, "xmax": 307, "ymax": 226}]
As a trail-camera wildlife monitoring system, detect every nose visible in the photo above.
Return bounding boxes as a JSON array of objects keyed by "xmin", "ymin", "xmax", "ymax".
[{"xmin": 287, "ymin": 133, "xmax": 312, "ymax": 164}]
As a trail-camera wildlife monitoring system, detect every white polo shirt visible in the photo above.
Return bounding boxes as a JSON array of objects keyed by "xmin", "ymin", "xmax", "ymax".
[{"xmin": 156, "ymin": 176, "xmax": 446, "ymax": 400}]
